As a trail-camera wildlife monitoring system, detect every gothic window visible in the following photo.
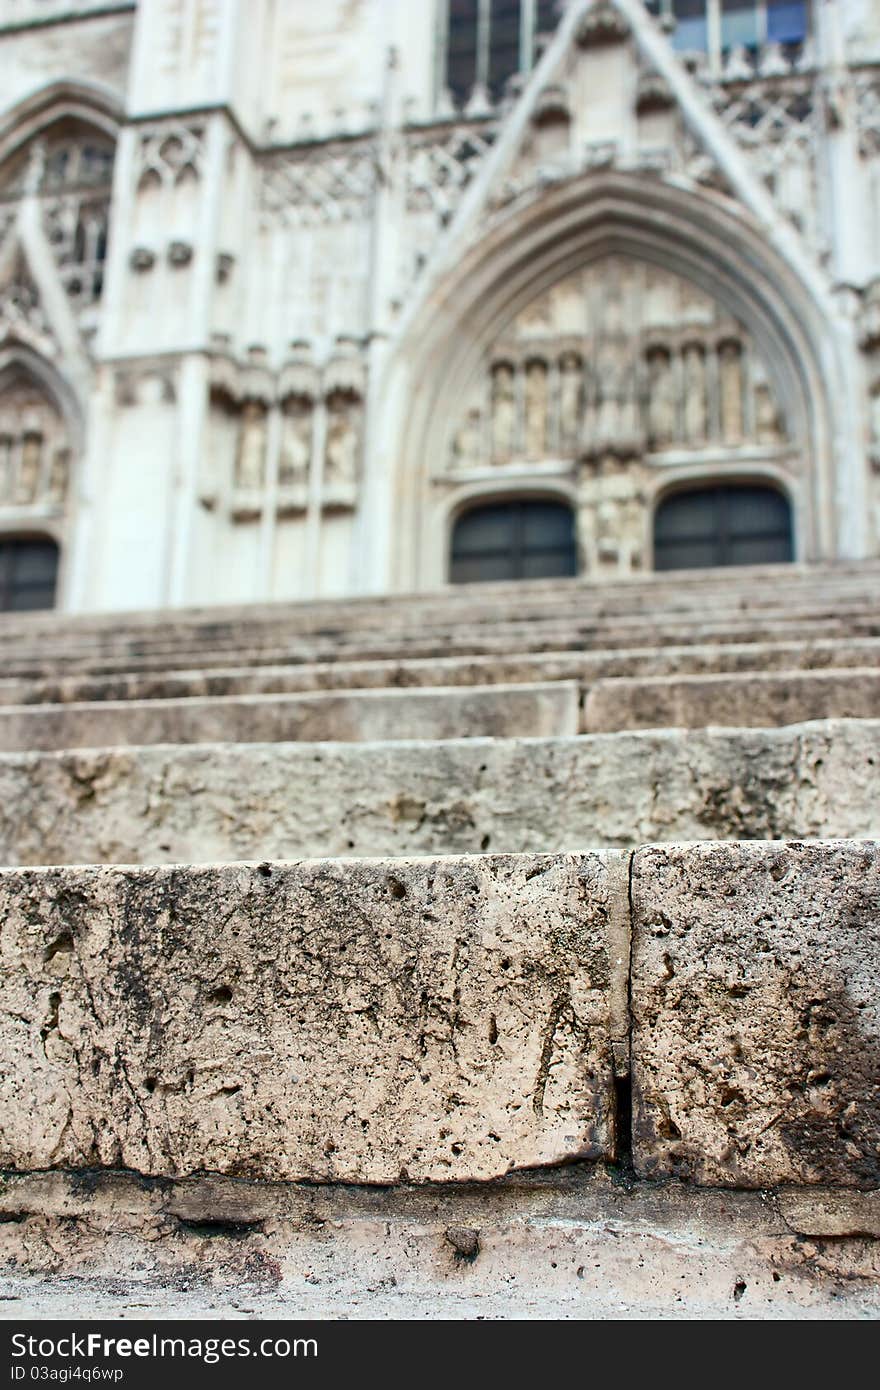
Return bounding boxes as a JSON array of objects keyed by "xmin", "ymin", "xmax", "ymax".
[
  {"xmin": 0, "ymin": 119, "xmax": 115, "ymax": 311},
  {"xmin": 653, "ymin": 483, "xmax": 793, "ymax": 570},
  {"xmin": 645, "ymin": 0, "xmax": 810, "ymax": 70},
  {"xmin": 450, "ymin": 497, "xmax": 576, "ymax": 583},
  {"xmin": 0, "ymin": 535, "xmax": 59, "ymax": 611},
  {"xmin": 443, "ymin": 0, "xmax": 560, "ymax": 108}
]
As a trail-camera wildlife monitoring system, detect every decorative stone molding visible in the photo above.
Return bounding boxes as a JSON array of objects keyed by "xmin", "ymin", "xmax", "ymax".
[
  {"xmin": 167, "ymin": 240, "xmax": 193, "ymax": 268},
  {"xmin": 135, "ymin": 123, "xmax": 206, "ymax": 190},
  {"xmin": 575, "ymin": 1, "xmax": 629, "ymax": 49},
  {"xmin": 129, "ymin": 246, "xmax": 155, "ymax": 272},
  {"xmin": 260, "ymin": 142, "xmax": 377, "ymax": 228},
  {"xmin": 532, "ymin": 85, "xmax": 571, "ymax": 128},
  {"xmin": 636, "ymin": 70, "xmax": 675, "ymax": 116},
  {"xmin": 114, "ymin": 364, "xmax": 177, "ymax": 408}
]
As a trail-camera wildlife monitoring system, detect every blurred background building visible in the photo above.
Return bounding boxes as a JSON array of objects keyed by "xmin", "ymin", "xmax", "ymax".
[{"xmin": 0, "ymin": 0, "xmax": 878, "ymax": 613}]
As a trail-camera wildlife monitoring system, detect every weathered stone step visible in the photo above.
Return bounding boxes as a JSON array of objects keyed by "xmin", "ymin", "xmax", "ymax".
[
  {"xmin": 1, "ymin": 719, "xmax": 875, "ymax": 866},
  {"xmin": 1, "ymin": 635, "xmax": 879, "ymax": 707},
  {"xmin": 0, "ymin": 853, "xmax": 629, "ymax": 1183},
  {"xmin": 584, "ymin": 668, "xmax": 880, "ymax": 731},
  {"xmin": 1, "ymin": 843, "xmax": 876, "ymax": 1189},
  {"xmin": 0, "ymin": 681, "xmax": 578, "ymax": 752},
  {"xmin": 4, "ymin": 612, "xmax": 880, "ymax": 682},
  {"xmin": 3, "ymin": 1169, "xmax": 878, "ymax": 1319},
  {"xmin": 0, "ymin": 562, "xmax": 876, "ymax": 662}
]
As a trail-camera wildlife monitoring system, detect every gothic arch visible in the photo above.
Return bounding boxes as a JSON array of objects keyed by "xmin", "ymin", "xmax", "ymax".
[
  {"xmin": 0, "ymin": 343, "xmax": 84, "ymax": 452},
  {"xmin": 376, "ymin": 170, "xmax": 843, "ymax": 591},
  {"xmin": 0, "ymin": 80, "xmax": 122, "ymax": 168}
]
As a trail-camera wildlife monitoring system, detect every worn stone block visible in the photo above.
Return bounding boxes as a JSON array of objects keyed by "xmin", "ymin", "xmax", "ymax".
[
  {"xmin": 630, "ymin": 840, "xmax": 880, "ymax": 1187},
  {"xmin": 0, "ymin": 853, "xmax": 627, "ymax": 1182},
  {"xmin": 0, "ymin": 681, "xmax": 579, "ymax": 751},
  {"xmin": 584, "ymin": 669, "xmax": 880, "ymax": 732},
  {"xmin": 0, "ymin": 720, "xmax": 878, "ymax": 867}
]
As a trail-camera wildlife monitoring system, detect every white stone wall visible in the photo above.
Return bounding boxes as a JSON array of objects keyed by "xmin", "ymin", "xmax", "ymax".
[{"xmin": 0, "ymin": 0, "xmax": 879, "ymax": 612}]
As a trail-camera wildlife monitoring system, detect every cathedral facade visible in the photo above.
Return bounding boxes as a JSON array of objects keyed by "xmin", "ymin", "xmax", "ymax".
[{"xmin": 0, "ymin": 0, "xmax": 878, "ymax": 613}]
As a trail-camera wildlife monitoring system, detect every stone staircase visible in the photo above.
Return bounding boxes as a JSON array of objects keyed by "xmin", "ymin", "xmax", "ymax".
[{"xmin": 0, "ymin": 561, "xmax": 878, "ymax": 1318}]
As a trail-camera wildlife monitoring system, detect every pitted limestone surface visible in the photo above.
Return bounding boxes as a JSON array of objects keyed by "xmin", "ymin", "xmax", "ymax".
[
  {"xmin": 0, "ymin": 853, "xmax": 627, "ymax": 1182},
  {"xmin": 0, "ymin": 1170, "xmax": 878, "ymax": 1320},
  {"xmin": 631, "ymin": 840, "xmax": 880, "ymax": 1187},
  {"xmin": 0, "ymin": 682, "xmax": 579, "ymax": 752},
  {"xmin": 584, "ymin": 668, "xmax": 880, "ymax": 732},
  {"xmin": 0, "ymin": 720, "xmax": 875, "ymax": 866}
]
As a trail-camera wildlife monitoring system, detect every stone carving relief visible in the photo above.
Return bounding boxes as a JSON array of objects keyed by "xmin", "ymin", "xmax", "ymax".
[
  {"xmin": 446, "ymin": 258, "xmax": 789, "ymax": 475},
  {"xmin": 577, "ymin": 456, "xmax": 649, "ymax": 577},
  {"xmin": 208, "ymin": 338, "xmax": 366, "ymax": 520},
  {"xmin": 324, "ymin": 390, "xmax": 362, "ymax": 508},
  {"xmin": 442, "ymin": 257, "xmax": 792, "ymax": 575},
  {"xmin": 0, "ymin": 378, "xmax": 70, "ymax": 511}
]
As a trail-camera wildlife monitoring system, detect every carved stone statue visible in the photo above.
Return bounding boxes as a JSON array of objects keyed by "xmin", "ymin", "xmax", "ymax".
[
  {"xmin": 719, "ymin": 341, "xmax": 744, "ymax": 444},
  {"xmin": 755, "ymin": 382, "xmax": 783, "ymax": 444},
  {"xmin": 16, "ymin": 432, "xmax": 43, "ymax": 503},
  {"xmin": 682, "ymin": 344, "xmax": 707, "ymax": 444},
  {"xmin": 235, "ymin": 401, "xmax": 267, "ymax": 490},
  {"xmin": 451, "ymin": 407, "xmax": 483, "ymax": 471},
  {"xmin": 524, "ymin": 360, "xmax": 548, "ymax": 458},
  {"xmin": 279, "ymin": 398, "xmax": 312, "ymax": 487},
  {"xmin": 559, "ymin": 353, "xmax": 583, "ymax": 449},
  {"xmin": 325, "ymin": 392, "xmax": 360, "ymax": 487},
  {"xmin": 0, "ymin": 436, "xmax": 11, "ymax": 503},
  {"xmin": 491, "ymin": 363, "xmax": 517, "ymax": 461},
  {"xmin": 46, "ymin": 448, "xmax": 69, "ymax": 504},
  {"xmin": 646, "ymin": 347, "xmax": 677, "ymax": 449},
  {"xmin": 871, "ymin": 387, "xmax": 880, "ymax": 462}
]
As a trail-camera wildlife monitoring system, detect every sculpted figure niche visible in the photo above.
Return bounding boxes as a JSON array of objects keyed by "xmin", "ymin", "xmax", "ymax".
[
  {"xmin": 524, "ymin": 360, "xmax": 549, "ymax": 458},
  {"xmin": 443, "ymin": 260, "xmax": 792, "ymax": 524},
  {"xmin": 719, "ymin": 341, "xmax": 744, "ymax": 444},
  {"xmin": 324, "ymin": 390, "xmax": 362, "ymax": 491},
  {"xmin": 491, "ymin": 363, "xmax": 517, "ymax": 461},
  {"xmin": 646, "ymin": 347, "xmax": 677, "ymax": 449},
  {"xmin": 683, "ymin": 343, "xmax": 708, "ymax": 444},
  {"xmin": 279, "ymin": 396, "xmax": 312, "ymax": 490},
  {"xmin": 235, "ymin": 401, "xmax": 267, "ymax": 491},
  {"xmin": 0, "ymin": 377, "xmax": 70, "ymax": 509}
]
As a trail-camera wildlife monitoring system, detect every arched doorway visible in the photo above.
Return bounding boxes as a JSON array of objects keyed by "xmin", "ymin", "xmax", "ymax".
[
  {"xmin": 0, "ymin": 535, "xmax": 59, "ymax": 611},
  {"xmin": 450, "ymin": 497, "xmax": 577, "ymax": 583},
  {"xmin": 653, "ymin": 482, "xmax": 793, "ymax": 570}
]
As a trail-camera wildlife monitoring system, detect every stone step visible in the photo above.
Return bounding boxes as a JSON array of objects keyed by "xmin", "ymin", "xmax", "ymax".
[
  {"xmin": 4, "ymin": 612, "xmax": 880, "ymax": 681},
  {"xmin": 1, "ymin": 719, "xmax": 875, "ymax": 865},
  {"xmin": 584, "ymin": 668, "xmax": 880, "ymax": 731},
  {"xmin": 3, "ymin": 1169, "xmax": 877, "ymax": 1319},
  {"xmin": 0, "ymin": 561, "xmax": 876, "ymax": 661},
  {"xmin": 2, "ymin": 635, "xmax": 879, "ymax": 707},
  {"xmin": 1, "ymin": 842, "xmax": 876, "ymax": 1189},
  {"xmin": 0, "ymin": 681, "xmax": 579, "ymax": 753},
  {"xmin": 0, "ymin": 853, "xmax": 629, "ymax": 1183}
]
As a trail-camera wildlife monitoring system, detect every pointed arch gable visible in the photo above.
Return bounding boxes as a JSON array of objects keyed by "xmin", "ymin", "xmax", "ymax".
[
  {"xmin": 0, "ymin": 343, "xmax": 84, "ymax": 452},
  {"xmin": 375, "ymin": 170, "xmax": 846, "ymax": 591},
  {"xmin": 0, "ymin": 81, "xmax": 122, "ymax": 171}
]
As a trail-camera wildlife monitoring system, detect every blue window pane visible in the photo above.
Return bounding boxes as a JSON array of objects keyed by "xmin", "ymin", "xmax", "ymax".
[
  {"xmin": 767, "ymin": 1, "xmax": 808, "ymax": 44},
  {"xmin": 722, "ymin": 0, "xmax": 759, "ymax": 50},
  {"xmin": 672, "ymin": 0, "xmax": 708, "ymax": 51}
]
